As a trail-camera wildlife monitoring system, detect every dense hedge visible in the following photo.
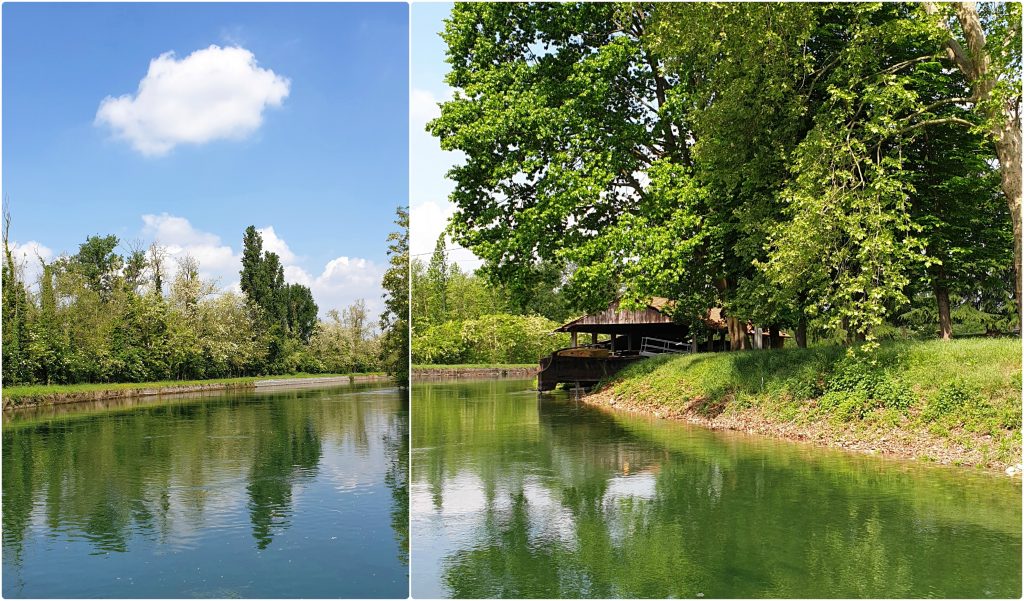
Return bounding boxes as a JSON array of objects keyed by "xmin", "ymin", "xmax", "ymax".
[{"xmin": 412, "ymin": 313, "xmax": 570, "ymax": 365}]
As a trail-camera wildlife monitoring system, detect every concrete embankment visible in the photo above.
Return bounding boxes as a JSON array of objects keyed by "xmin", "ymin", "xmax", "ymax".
[
  {"xmin": 254, "ymin": 375, "xmax": 390, "ymax": 388},
  {"xmin": 3, "ymin": 382, "xmax": 254, "ymax": 409},
  {"xmin": 3, "ymin": 375, "xmax": 389, "ymax": 409}
]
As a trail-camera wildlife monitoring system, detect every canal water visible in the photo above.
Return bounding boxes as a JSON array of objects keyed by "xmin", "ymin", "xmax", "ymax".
[
  {"xmin": 2, "ymin": 383, "xmax": 409, "ymax": 599},
  {"xmin": 411, "ymin": 378, "xmax": 1022, "ymax": 599}
]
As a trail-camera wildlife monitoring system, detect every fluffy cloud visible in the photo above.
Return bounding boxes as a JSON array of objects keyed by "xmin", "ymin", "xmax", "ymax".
[
  {"xmin": 410, "ymin": 199, "xmax": 479, "ymax": 272},
  {"xmin": 141, "ymin": 213, "xmax": 240, "ymax": 284},
  {"xmin": 285, "ymin": 256, "xmax": 386, "ymax": 318},
  {"xmin": 9, "ymin": 240, "xmax": 54, "ymax": 286},
  {"xmin": 256, "ymin": 226, "xmax": 297, "ymax": 264},
  {"xmin": 96, "ymin": 45, "xmax": 290, "ymax": 156},
  {"xmin": 410, "ymin": 87, "xmax": 442, "ymax": 126},
  {"xmin": 140, "ymin": 214, "xmax": 383, "ymax": 317}
]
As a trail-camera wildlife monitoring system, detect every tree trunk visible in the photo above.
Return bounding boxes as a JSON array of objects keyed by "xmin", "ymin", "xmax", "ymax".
[
  {"xmin": 795, "ymin": 314, "xmax": 808, "ymax": 348},
  {"xmin": 727, "ymin": 316, "xmax": 746, "ymax": 351},
  {"xmin": 927, "ymin": 2, "xmax": 1023, "ymax": 324},
  {"xmin": 994, "ymin": 116, "xmax": 1022, "ymax": 324},
  {"xmin": 935, "ymin": 279, "xmax": 953, "ymax": 340},
  {"xmin": 768, "ymin": 324, "xmax": 784, "ymax": 349}
]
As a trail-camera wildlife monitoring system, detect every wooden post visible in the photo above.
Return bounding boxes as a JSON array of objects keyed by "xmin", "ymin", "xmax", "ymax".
[
  {"xmin": 571, "ymin": 331, "xmax": 577, "ymax": 348},
  {"xmin": 753, "ymin": 326, "xmax": 763, "ymax": 350},
  {"xmin": 591, "ymin": 332, "xmax": 598, "ymax": 345}
]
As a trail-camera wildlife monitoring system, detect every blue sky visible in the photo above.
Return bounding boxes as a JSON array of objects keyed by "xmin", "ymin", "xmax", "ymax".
[
  {"xmin": 409, "ymin": 2, "xmax": 479, "ymax": 271},
  {"xmin": 3, "ymin": 2, "xmax": 408, "ymax": 316}
]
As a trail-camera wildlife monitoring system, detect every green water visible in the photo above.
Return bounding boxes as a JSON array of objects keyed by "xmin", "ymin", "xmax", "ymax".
[
  {"xmin": 411, "ymin": 379, "xmax": 1022, "ymax": 598},
  {"xmin": 2, "ymin": 384, "xmax": 409, "ymax": 598}
]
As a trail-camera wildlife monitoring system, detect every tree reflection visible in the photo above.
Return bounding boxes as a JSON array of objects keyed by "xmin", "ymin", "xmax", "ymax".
[
  {"xmin": 415, "ymin": 380, "xmax": 1022, "ymax": 598},
  {"xmin": 383, "ymin": 389, "xmax": 410, "ymax": 565},
  {"xmin": 246, "ymin": 401, "xmax": 323, "ymax": 549},
  {"xmin": 2, "ymin": 385, "xmax": 400, "ymax": 560}
]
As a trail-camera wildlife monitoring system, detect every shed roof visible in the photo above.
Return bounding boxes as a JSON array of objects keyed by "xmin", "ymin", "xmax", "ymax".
[{"xmin": 555, "ymin": 297, "xmax": 728, "ymax": 333}]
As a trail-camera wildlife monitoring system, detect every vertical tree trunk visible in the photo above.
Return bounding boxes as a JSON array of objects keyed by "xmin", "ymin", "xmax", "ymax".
[
  {"xmin": 795, "ymin": 314, "xmax": 808, "ymax": 348},
  {"xmin": 927, "ymin": 2, "xmax": 1023, "ymax": 324},
  {"xmin": 935, "ymin": 281, "xmax": 953, "ymax": 340},
  {"xmin": 994, "ymin": 118, "xmax": 1022, "ymax": 324},
  {"xmin": 727, "ymin": 316, "xmax": 747, "ymax": 351}
]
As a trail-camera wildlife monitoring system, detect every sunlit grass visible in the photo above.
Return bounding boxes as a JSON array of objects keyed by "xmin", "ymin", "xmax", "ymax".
[{"xmin": 603, "ymin": 337, "xmax": 1022, "ymax": 464}]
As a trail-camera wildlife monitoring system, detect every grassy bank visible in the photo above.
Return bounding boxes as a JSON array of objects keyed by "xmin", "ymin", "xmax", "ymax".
[
  {"xmin": 3, "ymin": 372, "xmax": 383, "ymax": 407},
  {"xmin": 589, "ymin": 338, "xmax": 1022, "ymax": 471}
]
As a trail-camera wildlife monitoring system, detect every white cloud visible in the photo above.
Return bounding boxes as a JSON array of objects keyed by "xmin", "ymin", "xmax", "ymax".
[
  {"xmin": 410, "ymin": 199, "xmax": 479, "ymax": 272},
  {"xmin": 256, "ymin": 226, "xmax": 297, "ymax": 264},
  {"xmin": 141, "ymin": 213, "xmax": 240, "ymax": 285},
  {"xmin": 410, "ymin": 87, "xmax": 442, "ymax": 126},
  {"xmin": 139, "ymin": 214, "xmax": 383, "ymax": 318},
  {"xmin": 96, "ymin": 45, "xmax": 290, "ymax": 156},
  {"xmin": 9, "ymin": 240, "xmax": 54, "ymax": 286},
  {"xmin": 308, "ymin": 256, "xmax": 387, "ymax": 318}
]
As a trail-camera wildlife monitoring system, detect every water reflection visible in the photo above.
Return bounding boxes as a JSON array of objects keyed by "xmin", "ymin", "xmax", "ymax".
[
  {"xmin": 412, "ymin": 379, "xmax": 1022, "ymax": 598},
  {"xmin": 2, "ymin": 384, "xmax": 408, "ymax": 598}
]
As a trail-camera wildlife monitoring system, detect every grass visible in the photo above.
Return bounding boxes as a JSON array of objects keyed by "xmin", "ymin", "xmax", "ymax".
[
  {"xmin": 413, "ymin": 363, "xmax": 537, "ymax": 369},
  {"xmin": 600, "ymin": 337, "xmax": 1022, "ymax": 466},
  {"xmin": 3, "ymin": 372, "xmax": 384, "ymax": 405}
]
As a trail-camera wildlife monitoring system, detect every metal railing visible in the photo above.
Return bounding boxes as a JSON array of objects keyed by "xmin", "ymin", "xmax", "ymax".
[{"xmin": 639, "ymin": 337, "xmax": 691, "ymax": 356}]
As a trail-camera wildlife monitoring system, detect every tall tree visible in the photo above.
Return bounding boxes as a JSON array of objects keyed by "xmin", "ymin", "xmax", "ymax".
[
  {"xmin": 283, "ymin": 283, "xmax": 318, "ymax": 343},
  {"xmin": 430, "ymin": 3, "xmax": 692, "ymax": 312},
  {"xmin": 426, "ymin": 234, "xmax": 450, "ymax": 323},
  {"xmin": 240, "ymin": 226, "xmax": 272, "ymax": 311},
  {"xmin": 2, "ymin": 209, "xmax": 31, "ymax": 383},
  {"xmin": 924, "ymin": 1, "xmax": 1021, "ymax": 324},
  {"xmin": 380, "ymin": 207, "xmax": 409, "ymax": 385},
  {"xmin": 72, "ymin": 234, "xmax": 122, "ymax": 300}
]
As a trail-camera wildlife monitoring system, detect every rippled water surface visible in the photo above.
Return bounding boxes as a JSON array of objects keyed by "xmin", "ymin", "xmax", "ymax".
[
  {"xmin": 411, "ymin": 378, "xmax": 1022, "ymax": 598},
  {"xmin": 2, "ymin": 384, "xmax": 409, "ymax": 598}
]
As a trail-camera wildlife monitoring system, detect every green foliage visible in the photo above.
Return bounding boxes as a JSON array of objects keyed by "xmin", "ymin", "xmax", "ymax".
[
  {"xmin": 412, "ymin": 313, "xmax": 569, "ymax": 365},
  {"xmin": 1, "ymin": 217, "xmax": 381, "ymax": 387},
  {"xmin": 430, "ymin": 2, "xmax": 1018, "ymax": 342},
  {"xmin": 923, "ymin": 379, "xmax": 984, "ymax": 422},
  {"xmin": 380, "ymin": 207, "xmax": 410, "ymax": 386},
  {"xmin": 607, "ymin": 338, "xmax": 1020, "ymax": 440}
]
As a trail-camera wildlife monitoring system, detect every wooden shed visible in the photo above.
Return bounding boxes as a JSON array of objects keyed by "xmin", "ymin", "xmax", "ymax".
[
  {"xmin": 538, "ymin": 297, "xmax": 728, "ymax": 391},
  {"xmin": 538, "ymin": 298, "xmax": 789, "ymax": 391},
  {"xmin": 554, "ymin": 298, "xmax": 729, "ymax": 354}
]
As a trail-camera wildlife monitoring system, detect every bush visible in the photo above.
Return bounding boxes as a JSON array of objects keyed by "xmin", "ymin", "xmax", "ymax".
[
  {"xmin": 821, "ymin": 352, "xmax": 917, "ymax": 416},
  {"xmin": 923, "ymin": 379, "xmax": 984, "ymax": 422},
  {"xmin": 819, "ymin": 390, "xmax": 873, "ymax": 422},
  {"xmin": 412, "ymin": 313, "xmax": 570, "ymax": 365}
]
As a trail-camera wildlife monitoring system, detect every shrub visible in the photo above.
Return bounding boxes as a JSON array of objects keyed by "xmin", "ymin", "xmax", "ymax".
[
  {"xmin": 412, "ymin": 313, "xmax": 569, "ymax": 365},
  {"xmin": 923, "ymin": 379, "xmax": 984, "ymax": 422}
]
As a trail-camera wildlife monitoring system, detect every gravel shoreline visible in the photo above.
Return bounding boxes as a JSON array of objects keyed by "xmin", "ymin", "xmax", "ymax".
[{"xmin": 584, "ymin": 386, "xmax": 1022, "ymax": 476}]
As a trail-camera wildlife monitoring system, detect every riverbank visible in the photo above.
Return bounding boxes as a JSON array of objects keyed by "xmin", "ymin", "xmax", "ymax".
[
  {"xmin": 584, "ymin": 338, "xmax": 1022, "ymax": 473},
  {"xmin": 413, "ymin": 364, "xmax": 537, "ymax": 379},
  {"xmin": 2, "ymin": 373, "xmax": 387, "ymax": 408}
]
